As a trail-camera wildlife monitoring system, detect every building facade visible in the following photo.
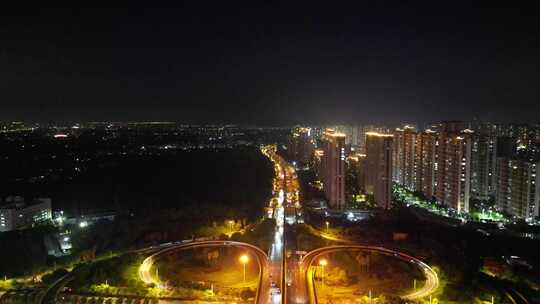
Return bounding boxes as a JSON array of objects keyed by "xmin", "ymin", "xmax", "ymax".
[
  {"xmin": 434, "ymin": 131, "xmax": 473, "ymax": 213},
  {"xmin": 470, "ymin": 135, "xmax": 497, "ymax": 201},
  {"xmin": 320, "ymin": 129, "xmax": 346, "ymax": 209},
  {"xmin": 288, "ymin": 127, "xmax": 315, "ymax": 165},
  {"xmin": 0, "ymin": 197, "xmax": 52, "ymax": 232},
  {"xmin": 495, "ymin": 158, "xmax": 540, "ymax": 220},
  {"xmin": 416, "ymin": 129, "xmax": 437, "ymax": 199},
  {"xmin": 365, "ymin": 132, "xmax": 393, "ymax": 209},
  {"xmin": 392, "ymin": 126, "xmax": 417, "ymax": 190}
]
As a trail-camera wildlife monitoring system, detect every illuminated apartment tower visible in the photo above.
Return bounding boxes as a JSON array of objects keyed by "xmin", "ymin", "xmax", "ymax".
[
  {"xmin": 416, "ymin": 129, "xmax": 437, "ymax": 199},
  {"xmin": 357, "ymin": 125, "xmax": 389, "ymax": 153},
  {"xmin": 320, "ymin": 129, "xmax": 346, "ymax": 209},
  {"xmin": 470, "ymin": 135, "xmax": 498, "ymax": 201},
  {"xmin": 495, "ymin": 158, "xmax": 540, "ymax": 219},
  {"xmin": 347, "ymin": 153, "xmax": 367, "ymax": 193},
  {"xmin": 392, "ymin": 126, "xmax": 417, "ymax": 190},
  {"xmin": 434, "ymin": 130, "xmax": 473, "ymax": 213},
  {"xmin": 330, "ymin": 125, "xmax": 358, "ymax": 146},
  {"xmin": 365, "ymin": 132, "xmax": 393, "ymax": 209},
  {"xmin": 288, "ymin": 127, "xmax": 315, "ymax": 165},
  {"xmin": 392, "ymin": 129, "xmax": 403, "ymax": 183}
]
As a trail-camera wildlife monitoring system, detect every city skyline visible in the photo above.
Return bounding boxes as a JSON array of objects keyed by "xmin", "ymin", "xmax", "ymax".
[{"xmin": 2, "ymin": 4, "xmax": 540, "ymax": 303}]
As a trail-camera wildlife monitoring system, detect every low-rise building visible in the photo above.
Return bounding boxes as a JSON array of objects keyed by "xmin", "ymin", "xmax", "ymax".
[{"xmin": 0, "ymin": 197, "xmax": 52, "ymax": 232}]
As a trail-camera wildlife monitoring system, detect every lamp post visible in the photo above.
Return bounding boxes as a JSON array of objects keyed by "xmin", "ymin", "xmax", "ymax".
[
  {"xmin": 319, "ymin": 259, "xmax": 327, "ymax": 288},
  {"xmin": 239, "ymin": 254, "xmax": 249, "ymax": 282},
  {"xmin": 325, "ymin": 221, "xmax": 329, "ymax": 233}
]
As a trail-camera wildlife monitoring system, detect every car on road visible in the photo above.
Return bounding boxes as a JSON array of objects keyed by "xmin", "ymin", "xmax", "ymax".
[{"xmin": 270, "ymin": 283, "xmax": 281, "ymax": 295}]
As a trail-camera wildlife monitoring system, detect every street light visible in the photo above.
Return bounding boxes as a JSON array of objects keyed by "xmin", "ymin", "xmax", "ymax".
[
  {"xmin": 325, "ymin": 221, "xmax": 329, "ymax": 233},
  {"xmin": 319, "ymin": 259, "xmax": 327, "ymax": 287},
  {"xmin": 239, "ymin": 254, "xmax": 249, "ymax": 282}
]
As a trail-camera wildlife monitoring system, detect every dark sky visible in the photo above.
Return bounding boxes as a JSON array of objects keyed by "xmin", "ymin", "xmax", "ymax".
[{"xmin": 1, "ymin": 3, "xmax": 539, "ymax": 125}]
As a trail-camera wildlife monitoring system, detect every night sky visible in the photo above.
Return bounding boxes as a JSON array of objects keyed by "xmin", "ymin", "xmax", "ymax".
[{"xmin": 1, "ymin": 3, "xmax": 539, "ymax": 125}]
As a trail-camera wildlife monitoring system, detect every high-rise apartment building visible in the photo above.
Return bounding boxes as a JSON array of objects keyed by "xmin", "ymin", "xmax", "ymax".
[
  {"xmin": 347, "ymin": 153, "xmax": 367, "ymax": 194},
  {"xmin": 434, "ymin": 130, "xmax": 473, "ymax": 213},
  {"xmin": 320, "ymin": 129, "xmax": 346, "ymax": 209},
  {"xmin": 330, "ymin": 125, "xmax": 358, "ymax": 146},
  {"xmin": 470, "ymin": 135, "xmax": 497, "ymax": 201},
  {"xmin": 392, "ymin": 129, "xmax": 403, "ymax": 183},
  {"xmin": 392, "ymin": 126, "xmax": 417, "ymax": 190},
  {"xmin": 365, "ymin": 132, "xmax": 393, "ymax": 209},
  {"xmin": 288, "ymin": 127, "xmax": 315, "ymax": 165},
  {"xmin": 416, "ymin": 129, "xmax": 437, "ymax": 199},
  {"xmin": 495, "ymin": 158, "xmax": 540, "ymax": 219}
]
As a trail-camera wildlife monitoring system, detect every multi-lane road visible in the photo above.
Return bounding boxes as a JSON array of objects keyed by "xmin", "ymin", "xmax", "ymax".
[{"xmin": 262, "ymin": 144, "xmax": 301, "ymax": 304}]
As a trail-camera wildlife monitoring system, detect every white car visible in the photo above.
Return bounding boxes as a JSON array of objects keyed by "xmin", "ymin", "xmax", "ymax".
[{"xmin": 270, "ymin": 282, "xmax": 281, "ymax": 295}]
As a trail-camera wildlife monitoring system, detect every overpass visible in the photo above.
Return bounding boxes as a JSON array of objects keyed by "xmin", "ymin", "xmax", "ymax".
[
  {"xmin": 138, "ymin": 240, "xmax": 270, "ymax": 304},
  {"xmin": 299, "ymin": 245, "xmax": 439, "ymax": 304}
]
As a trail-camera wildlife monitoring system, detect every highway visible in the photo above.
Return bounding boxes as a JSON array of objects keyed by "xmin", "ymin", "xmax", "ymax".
[
  {"xmin": 299, "ymin": 245, "xmax": 439, "ymax": 303},
  {"xmin": 284, "ymin": 226, "xmax": 308, "ymax": 304},
  {"xmin": 262, "ymin": 145, "xmax": 302, "ymax": 304}
]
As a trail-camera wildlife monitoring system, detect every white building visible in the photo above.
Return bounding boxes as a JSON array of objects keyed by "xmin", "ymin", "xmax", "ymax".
[{"xmin": 0, "ymin": 197, "xmax": 52, "ymax": 232}]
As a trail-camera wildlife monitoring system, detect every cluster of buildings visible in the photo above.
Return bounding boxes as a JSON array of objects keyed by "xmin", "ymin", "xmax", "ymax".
[
  {"xmin": 288, "ymin": 126, "xmax": 394, "ymax": 210},
  {"xmin": 391, "ymin": 122, "xmax": 539, "ymax": 221},
  {"xmin": 287, "ymin": 122, "xmax": 540, "ymax": 221},
  {"xmin": 0, "ymin": 196, "xmax": 52, "ymax": 232}
]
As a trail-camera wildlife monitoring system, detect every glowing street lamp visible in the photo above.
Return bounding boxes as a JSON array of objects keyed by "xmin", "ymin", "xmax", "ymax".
[
  {"xmin": 239, "ymin": 254, "xmax": 249, "ymax": 282},
  {"xmin": 319, "ymin": 259, "xmax": 327, "ymax": 287},
  {"xmin": 325, "ymin": 221, "xmax": 329, "ymax": 233}
]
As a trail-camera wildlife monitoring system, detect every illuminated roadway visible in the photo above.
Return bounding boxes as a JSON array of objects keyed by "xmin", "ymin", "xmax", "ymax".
[
  {"xmin": 138, "ymin": 240, "xmax": 270, "ymax": 304},
  {"xmin": 262, "ymin": 145, "xmax": 288, "ymax": 304},
  {"xmin": 300, "ymin": 245, "xmax": 439, "ymax": 303},
  {"xmin": 262, "ymin": 145, "xmax": 302, "ymax": 304}
]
